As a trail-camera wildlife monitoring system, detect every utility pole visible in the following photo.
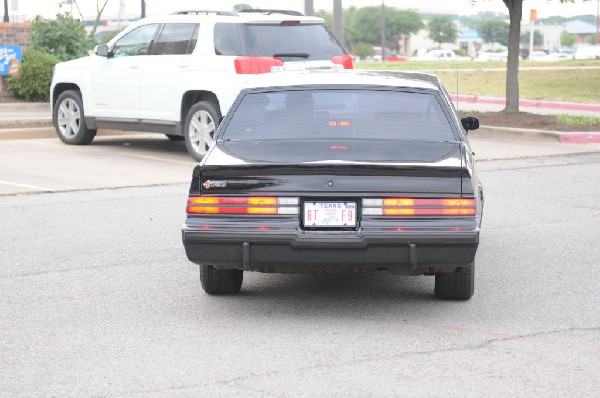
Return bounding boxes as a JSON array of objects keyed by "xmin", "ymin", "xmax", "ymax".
[
  {"xmin": 596, "ymin": 0, "xmax": 600, "ymax": 45},
  {"xmin": 141, "ymin": 0, "xmax": 145, "ymax": 18},
  {"xmin": 3, "ymin": 0, "xmax": 8, "ymax": 23},
  {"xmin": 380, "ymin": 1, "xmax": 386, "ymax": 61},
  {"xmin": 333, "ymin": 0, "xmax": 343, "ymax": 44},
  {"xmin": 304, "ymin": 0, "xmax": 314, "ymax": 16}
]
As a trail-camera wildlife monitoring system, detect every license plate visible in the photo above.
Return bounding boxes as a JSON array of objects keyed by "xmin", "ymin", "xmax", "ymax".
[{"xmin": 303, "ymin": 202, "xmax": 357, "ymax": 227}]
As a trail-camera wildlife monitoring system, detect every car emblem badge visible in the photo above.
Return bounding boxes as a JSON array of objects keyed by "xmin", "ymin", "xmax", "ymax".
[
  {"xmin": 203, "ymin": 180, "xmax": 227, "ymax": 189},
  {"xmin": 327, "ymin": 181, "xmax": 334, "ymax": 187}
]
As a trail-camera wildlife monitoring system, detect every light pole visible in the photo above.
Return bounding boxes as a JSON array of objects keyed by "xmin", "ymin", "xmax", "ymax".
[
  {"xmin": 3, "ymin": 0, "xmax": 8, "ymax": 23},
  {"xmin": 333, "ymin": 0, "xmax": 343, "ymax": 44},
  {"xmin": 596, "ymin": 0, "xmax": 600, "ymax": 45},
  {"xmin": 141, "ymin": 0, "xmax": 145, "ymax": 18},
  {"xmin": 380, "ymin": 1, "xmax": 386, "ymax": 61}
]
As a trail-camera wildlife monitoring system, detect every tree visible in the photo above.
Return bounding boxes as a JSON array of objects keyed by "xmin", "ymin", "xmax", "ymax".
[
  {"xmin": 560, "ymin": 30, "xmax": 577, "ymax": 47},
  {"xmin": 477, "ymin": 19, "xmax": 509, "ymax": 47},
  {"xmin": 345, "ymin": 6, "xmax": 423, "ymax": 50},
  {"xmin": 352, "ymin": 43, "xmax": 375, "ymax": 59},
  {"xmin": 315, "ymin": 9, "xmax": 333, "ymax": 29},
  {"xmin": 233, "ymin": 4, "xmax": 253, "ymax": 11},
  {"xmin": 31, "ymin": 13, "xmax": 92, "ymax": 62},
  {"xmin": 520, "ymin": 30, "xmax": 544, "ymax": 47},
  {"xmin": 69, "ymin": 0, "xmax": 110, "ymax": 38},
  {"xmin": 586, "ymin": 33, "xmax": 598, "ymax": 44},
  {"xmin": 472, "ymin": 0, "xmax": 592, "ymax": 113},
  {"xmin": 427, "ymin": 16, "xmax": 457, "ymax": 47},
  {"xmin": 89, "ymin": 0, "xmax": 110, "ymax": 38}
]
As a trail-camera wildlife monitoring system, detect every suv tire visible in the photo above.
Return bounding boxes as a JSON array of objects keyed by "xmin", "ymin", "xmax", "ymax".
[
  {"xmin": 434, "ymin": 262, "xmax": 475, "ymax": 300},
  {"xmin": 53, "ymin": 90, "xmax": 97, "ymax": 145},
  {"xmin": 184, "ymin": 101, "xmax": 221, "ymax": 161},
  {"xmin": 199, "ymin": 264, "xmax": 243, "ymax": 294}
]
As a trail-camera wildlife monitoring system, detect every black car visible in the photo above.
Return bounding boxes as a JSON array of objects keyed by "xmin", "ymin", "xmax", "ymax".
[{"xmin": 182, "ymin": 69, "xmax": 483, "ymax": 300}]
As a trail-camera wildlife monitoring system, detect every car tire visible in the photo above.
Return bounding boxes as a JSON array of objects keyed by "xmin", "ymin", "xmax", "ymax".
[
  {"xmin": 165, "ymin": 134, "xmax": 184, "ymax": 141},
  {"xmin": 199, "ymin": 264, "xmax": 243, "ymax": 294},
  {"xmin": 434, "ymin": 262, "xmax": 474, "ymax": 300},
  {"xmin": 53, "ymin": 90, "xmax": 97, "ymax": 145},
  {"xmin": 184, "ymin": 101, "xmax": 221, "ymax": 161}
]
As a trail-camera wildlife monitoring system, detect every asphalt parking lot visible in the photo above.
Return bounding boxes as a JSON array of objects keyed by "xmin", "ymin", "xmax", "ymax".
[{"xmin": 1, "ymin": 133, "xmax": 599, "ymax": 396}]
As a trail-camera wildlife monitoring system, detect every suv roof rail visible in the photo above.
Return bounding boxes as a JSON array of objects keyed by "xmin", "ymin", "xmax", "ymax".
[
  {"xmin": 172, "ymin": 10, "xmax": 238, "ymax": 16},
  {"xmin": 237, "ymin": 8, "xmax": 305, "ymax": 16}
]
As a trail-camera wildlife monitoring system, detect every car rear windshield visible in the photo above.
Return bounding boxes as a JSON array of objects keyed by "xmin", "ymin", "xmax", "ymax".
[
  {"xmin": 223, "ymin": 89, "xmax": 456, "ymax": 142},
  {"xmin": 214, "ymin": 23, "xmax": 346, "ymax": 60}
]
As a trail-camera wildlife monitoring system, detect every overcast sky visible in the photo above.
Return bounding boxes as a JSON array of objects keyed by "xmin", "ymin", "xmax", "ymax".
[{"xmin": 8, "ymin": 0, "xmax": 600, "ymax": 20}]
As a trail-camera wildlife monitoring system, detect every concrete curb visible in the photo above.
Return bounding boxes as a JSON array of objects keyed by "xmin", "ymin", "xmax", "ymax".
[
  {"xmin": 0, "ymin": 128, "xmax": 150, "ymax": 140},
  {"xmin": 0, "ymin": 102, "xmax": 50, "ymax": 113},
  {"xmin": 476, "ymin": 125, "xmax": 600, "ymax": 143}
]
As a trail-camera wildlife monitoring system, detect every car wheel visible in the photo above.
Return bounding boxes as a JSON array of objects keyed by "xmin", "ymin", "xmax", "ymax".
[
  {"xmin": 53, "ymin": 90, "xmax": 97, "ymax": 145},
  {"xmin": 434, "ymin": 262, "xmax": 474, "ymax": 300},
  {"xmin": 165, "ymin": 134, "xmax": 184, "ymax": 141},
  {"xmin": 184, "ymin": 101, "xmax": 221, "ymax": 161},
  {"xmin": 199, "ymin": 264, "xmax": 243, "ymax": 294}
]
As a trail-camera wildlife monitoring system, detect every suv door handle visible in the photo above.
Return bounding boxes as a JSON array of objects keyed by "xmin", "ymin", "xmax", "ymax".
[
  {"xmin": 178, "ymin": 62, "xmax": 190, "ymax": 68},
  {"xmin": 129, "ymin": 62, "xmax": 140, "ymax": 69}
]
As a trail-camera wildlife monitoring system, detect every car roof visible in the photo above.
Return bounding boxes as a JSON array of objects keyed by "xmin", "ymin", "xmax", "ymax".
[
  {"xmin": 242, "ymin": 69, "xmax": 443, "ymax": 92},
  {"xmin": 139, "ymin": 11, "xmax": 324, "ymax": 24}
]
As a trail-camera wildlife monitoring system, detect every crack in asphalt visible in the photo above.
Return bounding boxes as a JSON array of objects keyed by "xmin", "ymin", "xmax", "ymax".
[{"xmin": 116, "ymin": 325, "xmax": 600, "ymax": 397}]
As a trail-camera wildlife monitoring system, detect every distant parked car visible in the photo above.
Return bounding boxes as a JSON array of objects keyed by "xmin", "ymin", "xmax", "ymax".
[
  {"xmin": 529, "ymin": 50, "xmax": 548, "ymax": 61},
  {"xmin": 412, "ymin": 50, "xmax": 470, "ymax": 61},
  {"xmin": 476, "ymin": 51, "xmax": 508, "ymax": 62},
  {"xmin": 372, "ymin": 46, "xmax": 408, "ymax": 62},
  {"xmin": 574, "ymin": 45, "xmax": 600, "ymax": 60}
]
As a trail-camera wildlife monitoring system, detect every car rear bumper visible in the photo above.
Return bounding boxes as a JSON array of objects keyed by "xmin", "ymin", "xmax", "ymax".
[{"xmin": 182, "ymin": 217, "xmax": 479, "ymax": 274}]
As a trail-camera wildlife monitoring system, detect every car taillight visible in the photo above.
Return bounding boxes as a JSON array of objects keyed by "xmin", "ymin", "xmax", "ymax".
[
  {"xmin": 362, "ymin": 198, "xmax": 476, "ymax": 216},
  {"xmin": 187, "ymin": 196, "xmax": 299, "ymax": 215},
  {"xmin": 331, "ymin": 54, "xmax": 354, "ymax": 69},
  {"xmin": 234, "ymin": 56, "xmax": 284, "ymax": 74}
]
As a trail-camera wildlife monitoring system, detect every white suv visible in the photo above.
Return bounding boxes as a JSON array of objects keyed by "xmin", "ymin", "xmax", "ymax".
[{"xmin": 50, "ymin": 9, "xmax": 353, "ymax": 160}]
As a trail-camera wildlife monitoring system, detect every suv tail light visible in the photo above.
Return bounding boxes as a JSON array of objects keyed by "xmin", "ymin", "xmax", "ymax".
[
  {"xmin": 187, "ymin": 196, "xmax": 299, "ymax": 215},
  {"xmin": 363, "ymin": 198, "xmax": 476, "ymax": 216},
  {"xmin": 331, "ymin": 54, "xmax": 354, "ymax": 69},
  {"xmin": 235, "ymin": 56, "xmax": 284, "ymax": 74}
]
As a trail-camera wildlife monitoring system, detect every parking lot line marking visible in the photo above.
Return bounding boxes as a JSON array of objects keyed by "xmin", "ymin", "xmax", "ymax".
[
  {"xmin": 124, "ymin": 153, "xmax": 197, "ymax": 166},
  {"xmin": 0, "ymin": 179, "xmax": 54, "ymax": 191}
]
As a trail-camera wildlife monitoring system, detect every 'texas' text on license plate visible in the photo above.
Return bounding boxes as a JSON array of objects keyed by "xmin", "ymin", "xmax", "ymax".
[{"xmin": 304, "ymin": 202, "xmax": 356, "ymax": 227}]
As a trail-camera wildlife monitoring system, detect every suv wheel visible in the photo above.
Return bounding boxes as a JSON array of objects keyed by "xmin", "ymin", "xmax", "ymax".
[
  {"xmin": 434, "ymin": 262, "xmax": 475, "ymax": 300},
  {"xmin": 184, "ymin": 101, "xmax": 221, "ymax": 161},
  {"xmin": 199, "ymin": 264, "xmax": 243, "ymax": 294},
  {"xmin": 53, "ymin": 90, "xmax": 97, "ymax": 145}
]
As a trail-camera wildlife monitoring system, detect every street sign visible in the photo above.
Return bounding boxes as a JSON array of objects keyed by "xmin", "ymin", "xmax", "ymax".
[{"xmin": 0, "ymin": 45, "xmax": 22, "ymax": 76}]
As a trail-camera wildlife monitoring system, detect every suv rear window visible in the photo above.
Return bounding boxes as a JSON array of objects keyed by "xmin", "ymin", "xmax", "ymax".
[
  {"xmin": 214, "ymin": 23, "xmax": 346, "ymax": 60},
  {"xmin": 223, "ymin": 90, "xmax": 455, "ymax": 142}
]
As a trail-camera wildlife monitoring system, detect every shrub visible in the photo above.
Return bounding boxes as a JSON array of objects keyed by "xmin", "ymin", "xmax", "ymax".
[
  {"xmin": 7, "ymin": 48, "xmax": 60, "ymax": 101},
  {"xmin": 31, "ymin": 13, "xmax": 93, "ymax": 62},
  {"xmin": 353, "ymin": 43, "xmax": 375, "ymax": 59}
]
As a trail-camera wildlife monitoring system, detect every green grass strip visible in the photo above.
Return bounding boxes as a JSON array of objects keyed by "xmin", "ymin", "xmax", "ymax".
[{"xmin": 553, "ymin": 114, "xmax": 600, "ymax": 125}]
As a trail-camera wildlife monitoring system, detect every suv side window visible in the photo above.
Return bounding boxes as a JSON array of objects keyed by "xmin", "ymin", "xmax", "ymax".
[
  {"xmin": 214, "ymin": 23, "xmax": 242, "ymax": 56},
  {"xmin": 153, "ymin": 23, "xmax": 199, "ymax": 55},
  {"xmin": 112, "ymin": 24, "xmax": 160, "ymax": 57}
]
